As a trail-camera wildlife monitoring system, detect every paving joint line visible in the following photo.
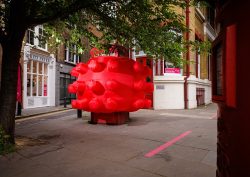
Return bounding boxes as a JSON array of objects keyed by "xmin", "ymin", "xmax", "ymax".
[
  {"xmin": 83, "ymin": 152, "xmax": 169, "ymax": 177},
  {"xmin": 174, "ymin": 142, "xmax": 212, "ymax": 151},
  {"xmin": 15, "ymin": 108, "xmax": 72, "ymax": 120},
  {"xmin": 15, "ymin": 109, "xmax": 73, "ymax": 122}
]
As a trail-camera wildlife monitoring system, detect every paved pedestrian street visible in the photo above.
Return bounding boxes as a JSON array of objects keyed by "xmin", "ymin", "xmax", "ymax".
[{"xmin": 0, "ymin": 104, "xmax": 217, "ymax": 177}]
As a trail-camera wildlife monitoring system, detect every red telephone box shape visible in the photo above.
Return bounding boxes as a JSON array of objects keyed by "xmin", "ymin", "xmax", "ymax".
[
  {"xmin": 225, "ymin": 24, "xmax": 236, "ymax": 108},
  {"xmin": 212, "ymin": 33, "xmax": 225, "ymax": 102},
  {"xmin": 212, "ymin": 24, "xmax": 236, "ymax": 108},
  {"xmin": 210, "ymin": 1, "xmax": 250, "ymax": 176}
]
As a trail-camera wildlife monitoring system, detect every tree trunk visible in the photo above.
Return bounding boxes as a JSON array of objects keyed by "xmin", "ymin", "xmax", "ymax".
[
  {"xmin": 0, "ymin": 0, "xmax": 27, "ymax": 144},
  {"xmin": 0, "ymin": 30, "xmax": 26, "ymax": 144}
]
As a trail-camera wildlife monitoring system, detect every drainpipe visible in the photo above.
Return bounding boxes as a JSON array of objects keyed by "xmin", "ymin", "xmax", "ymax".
[{"xmin": 184, "ymin": 0, "xmax": 190, "ymax": 109}]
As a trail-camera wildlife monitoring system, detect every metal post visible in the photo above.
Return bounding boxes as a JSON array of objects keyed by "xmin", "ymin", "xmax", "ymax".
[
  {"xmin": 77, "ymin": 109, "xmax": 82, "ymax": 118},
  {"xmin": 17, "ymin": 102, "xmax": 22, "ymax": 116},
  {"xmin": 64, "ymin": 97, "xmax": 67, "ymax": 108}
]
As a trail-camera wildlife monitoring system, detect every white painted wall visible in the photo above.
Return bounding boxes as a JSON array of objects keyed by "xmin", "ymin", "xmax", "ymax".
[
  {"xmin": 153, "ymin": 75, "xmax": 211, "ymax": 110},
  {"xmin": 196, "ymin": 78, "xmax": 212, "ymax": 105},
  {"xmin": 153, "ymin": 75, "xmax": 185, "ymax": 109},
  {"xmin": 187, "ymin": 75, "xmax": 212, "ymax": 109},
  {"xmin": 22, "ymin": 46, "xmax": 30, "ymax": 109},
  {"xmin": 48, "ymin": 54, "xmax": 56, "ymax": 106},
  {"xmin": 187, "ymin": 75, "xmax": 198, "ymax": 109}
]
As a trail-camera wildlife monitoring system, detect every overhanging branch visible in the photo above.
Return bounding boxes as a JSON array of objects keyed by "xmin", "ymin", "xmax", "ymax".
[
  {"xmin": 88, "ymin": 5, "xmax": 129, "ymax": 39},
  {"xmin": 26, "ymin": 0, "xmax": 116, "ymax": 26}
]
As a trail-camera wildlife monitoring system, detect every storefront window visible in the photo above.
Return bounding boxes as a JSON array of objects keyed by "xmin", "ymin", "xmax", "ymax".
[
  {"xmin": 27, "ymin": 74, "xmax": 31, "ymax": 96},
  {"xmin": 44, "ymin": 63, "xmax": 48, "ymax": 75},
  {"xmin": 44, "ymin": 76, "xmax": 48, "ymax": 96},
  {"xmin": 39, "ymin": 62, "xmax": 43, "ymax": 74},
  {"xmin": 27, "ymin": 61, "xmax": 31, "ymax": 73},
  {"xmin": 26, "ymin": 60, "xmax": 49, "ymax": 97},
  {"xmin": 32, "ymin": 61, "xmax": 37, "ymax": 74},
  {"xmin": 33, "ymin": 75, "xmax": 37, "ymax": 96},
  {"xmin": 38, "ymin": 75, "xmax": 43, "ymax": 96}
]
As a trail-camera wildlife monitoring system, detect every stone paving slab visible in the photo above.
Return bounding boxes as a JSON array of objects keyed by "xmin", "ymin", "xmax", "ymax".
[{"xmin": 1, "ymin": 104, "xmax": 218, "ymax": 177}]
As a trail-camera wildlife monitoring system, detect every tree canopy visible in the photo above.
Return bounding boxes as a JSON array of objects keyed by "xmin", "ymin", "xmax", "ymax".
[{"xmin": 1, "ymin": 0, "xmax": 191, "ymax": 66}]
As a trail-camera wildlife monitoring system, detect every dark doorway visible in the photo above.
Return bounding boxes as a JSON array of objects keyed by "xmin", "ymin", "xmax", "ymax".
[{"xmin": 59, "ymin": 72, "xmax": 76, "ymax": 105}]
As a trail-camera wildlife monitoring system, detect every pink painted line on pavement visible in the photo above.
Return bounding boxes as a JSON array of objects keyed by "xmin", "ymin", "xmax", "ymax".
[{"xmin": 144, "ymin": 131, "xmax": 192, "ymax": 158}]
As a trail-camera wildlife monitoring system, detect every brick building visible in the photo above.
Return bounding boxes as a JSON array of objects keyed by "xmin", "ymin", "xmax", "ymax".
[
  {"xmin": 0, "ymin": 25, "xmax": 91, "ymax": 110},
  {"xmin": 132, "ymin": 3, "xmax": 216, "ymax": 109}
]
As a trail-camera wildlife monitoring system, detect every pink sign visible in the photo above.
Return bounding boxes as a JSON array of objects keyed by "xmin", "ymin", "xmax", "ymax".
[{"xmin": 165, "ymin": 68, "xmax": 181, "ymax": 74}]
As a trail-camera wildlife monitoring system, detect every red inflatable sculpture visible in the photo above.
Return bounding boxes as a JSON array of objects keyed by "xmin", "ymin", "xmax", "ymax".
[{"xmin": 68, "ymin": 48, "xmax": 153, "ymax": 125}]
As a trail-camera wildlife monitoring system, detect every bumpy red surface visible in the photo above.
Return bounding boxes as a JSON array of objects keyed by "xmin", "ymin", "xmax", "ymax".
[{"xmin": 68, "ymin": 56, "xmax": 153, "ymax": 113}]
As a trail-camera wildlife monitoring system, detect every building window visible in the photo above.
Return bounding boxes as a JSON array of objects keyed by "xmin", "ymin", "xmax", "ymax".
[
  {"xmin": 207, "ymin": 7, "xmax": 215, "ymax": 29},
  {"xmin": 208, "ymin": 50, "xmax": 211, "ymax": 80},
  {"xmin": 65, "ymin": 43, "xmax": 80, "ymax": 64},
  {"xmin": 27, "ymin": 27, "xmax": 35, "ymax": 45},
  {"xmin": 27, "ymin": 60, "xmax": 48, "ymax": 97},
  {"xmin": 38, "ymin": 26, "xmax": 46, "ymax": 49},
  {"xmin": 196, "ymin": 50, "xmax": 201, "ymax": 79},
  {"xmin": 26, "ymin": 25, "xmax": 47, "ymax": 51},
  {"xmin": 195, "ymin": 35, "xmax": 203, "ymax": 79}
]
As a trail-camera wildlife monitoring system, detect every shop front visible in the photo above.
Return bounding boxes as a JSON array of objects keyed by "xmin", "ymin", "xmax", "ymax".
[{"xmin": 22, "ymin": 45, "xmax": 56, "ymax": 109}]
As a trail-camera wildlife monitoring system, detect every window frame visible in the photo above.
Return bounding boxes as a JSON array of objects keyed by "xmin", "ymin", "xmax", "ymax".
[
  {"xmin": 64, "ymin": 43, "xmax": 80, "ymax": 65},
  {"xmin": 26, "ymin": 25, "xmax": 48, "ymax": 51}
]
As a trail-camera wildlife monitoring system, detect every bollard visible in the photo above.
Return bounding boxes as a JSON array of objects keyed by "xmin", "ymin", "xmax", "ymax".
[
  {"xmin": 77, "ymin": 109, "xmax": 82, "ymax": 118},
  {"xmin": 64, "ymin": 97, "xmax": 67, "ymax": 108},
  {"xmin": 17, "ymin": 102, "xmax": 22, "ymax": 116}
]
